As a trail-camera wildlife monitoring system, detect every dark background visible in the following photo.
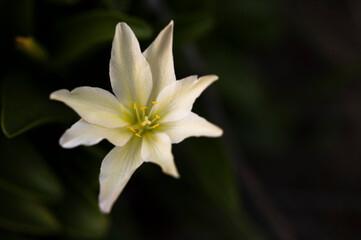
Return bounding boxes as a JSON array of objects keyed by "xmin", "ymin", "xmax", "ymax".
[{"xmin": 0, "ymin": 0, "xmax": 360, "ymax": 239}]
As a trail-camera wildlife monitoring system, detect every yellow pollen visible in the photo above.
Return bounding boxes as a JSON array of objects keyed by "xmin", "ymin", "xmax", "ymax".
[
  {"xmin": 152, "ymin": 101, "xmax": 158, "ymax": 104},
  {"xmin": 135, "ymin": 133, "xmax": 142, "ymax": 138},
  {"xmin": 133, "ymin": 103, "xmax": 137, "ymax": 110},
  {"xmin": 156, "ymin": 114, "xmax": 160, "ymax": 119},
  {"xmin": 127, "ymin": 127, "xmax": 136, "ymax": 132},
  {"xmin": 140, "ymin": 107, "xmax": 148, "ymax": 110},
  {"xmin": 152, "ymin": 124, "xmax": 160, "ymax": 128}
]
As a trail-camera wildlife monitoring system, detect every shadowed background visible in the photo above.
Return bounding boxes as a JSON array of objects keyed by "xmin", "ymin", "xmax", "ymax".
[{"xmin": 0, "ymin": 0, "xmax": 360, "ymax": 239}]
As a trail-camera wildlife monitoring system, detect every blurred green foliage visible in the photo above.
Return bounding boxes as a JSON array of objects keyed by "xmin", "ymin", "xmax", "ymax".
[{"xmin": 0, "ymin": 0, "xmax": 260, "ymax": 239}]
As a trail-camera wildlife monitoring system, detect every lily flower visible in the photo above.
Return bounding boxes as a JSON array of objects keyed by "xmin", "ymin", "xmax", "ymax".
[{"xmin": 50, "ymin": 21, "xmax": 223, "ymax": 213}]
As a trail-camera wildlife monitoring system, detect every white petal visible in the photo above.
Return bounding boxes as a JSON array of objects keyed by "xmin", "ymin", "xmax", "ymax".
[
  {"xmin": 60, "ymin": 119, "xmax": 132, "ymax": 148},
  {"xmin": 143, "ymin": 21, "xmax": 176, "ymax": 102},
  {"xmin": 98, "ymin": 138, "xmax": 143, "ymax": 213},
  {"xmin": 110, "ymin": 22, "xmax": 152, "ymax": 109},
  {"xmin": 141, "ymin": 132, "xmax": 179, "ymax": 178},
  {"xmin": 154, "ymin": 75, "xmax": 218, "ymax": 123},
  {"xmin": 159, "ymin": 112, "xmax": 223, "ymax": 144},
  {"xmin": 50, "ymin": 87, "xmax": 131, "ymax": 128}
]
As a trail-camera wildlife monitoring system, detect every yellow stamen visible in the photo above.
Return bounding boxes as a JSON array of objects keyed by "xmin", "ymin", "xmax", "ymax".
[
  {"xmin": 152, "ymin": 124, "xmax": 160, "ymax": 128},
  {"xmin": 152, "ymin": 101, "xmax": 158, "ymax": 104},
  {"xmin": 127, "ymin": 127, "xmax": 136, "ymax": 132},
  {"xmin": 156, "ymin": 114, "xmax": 160, "ymax": 119},
  {"xmin": 140, "ymin": 107, "xmax": 148, "ymax": 110},
  {"xmin": 133, "ymin": 103, "xmax": 137, "ymax": 110},
  {"xmin": 135, "ymin": 133, "xmax": 142, "ymax": 138}
]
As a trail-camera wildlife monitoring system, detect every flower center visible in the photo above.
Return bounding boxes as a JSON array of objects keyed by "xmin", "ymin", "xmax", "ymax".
[{"xmin": 126, "ymin": 101, "xmax": 160, "ymax": 138}]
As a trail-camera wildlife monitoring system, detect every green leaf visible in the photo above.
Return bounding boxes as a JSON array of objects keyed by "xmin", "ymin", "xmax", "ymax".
[
  {"xmin": 174, "ymin": 11, "xmax": 215, "ymax": 46},
  {"xmin": 0, "ymin": 229, "xmax": 36, "ymax": 240},
  {"xmin": 139, "ymin": 149, "xmax": 263, "ymax": 239},
  {"xmin": 1, "ymin": 74, "xmax": 74, "ymax": 138},
  {"xmin": 101, "ymin": 0, "xmax": 131, "ymax": 12},
  {"xmin": 41, "ymin": 0, "xmax": 82, "ymax": 5},
  {"xmin": 52, "ymin": 10, "xmax": 153, "ymax": 66},
  {"xmin": 0, "ymin": 189, "xmax": 60, "ymax": 235},
  {"xmin": 55, "ymin": 193, "xmax": 109, "ymax": 239},
  {"xmin": 51, "ymin": 150, "xmax": 109, "ymax": 239},
  {"xmin": 0, "ymin": 0, "xmax": 34, "ymax": 36},
  {"xmin": 0, "ymin": 135, "xmax": 63, "ymax": 202},
  {"xmin": 184, "ymin": 139, "xmax": 240, "ymax": 213}
]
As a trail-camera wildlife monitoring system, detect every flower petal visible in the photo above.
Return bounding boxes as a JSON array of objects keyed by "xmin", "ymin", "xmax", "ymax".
[
  {"xmin": 159, "ymin": 112, "xmax": 223, "ymax": 144},
  {"xmin": 154, "ymin": 75, "xmax": 219, "ymax": 123},
  {"xmin": 141, "ymin": 132, "xmax": 179, "ymax": 178},
  {"xmin": 110, "ymin": 22, "xmax": 152, "ymax": 109},
  {"xmin": 50, "ymin": 87, "xmax": 131, "ymax": 128},
  {"xmin": 143, "ymin": 21, "xmax": 176, "ymax": 102},
  {"xmin": 60, "ymin": 119, "xmax": 132, "ymax": 148},
  {"xmin": 98, "ymin": 138, "xmax": 143, "ymax": 213}
]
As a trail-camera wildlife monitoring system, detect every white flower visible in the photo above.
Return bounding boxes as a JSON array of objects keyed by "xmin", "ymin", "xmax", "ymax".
[{"xmin": 50, "ymin": 21, "xmax": 223, "ymax": 213}]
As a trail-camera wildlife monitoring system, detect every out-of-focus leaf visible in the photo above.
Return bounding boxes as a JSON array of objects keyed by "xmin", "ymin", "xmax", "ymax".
[
  {"xmin": 42, "ymin": 0, "xmax": 82, "ymax": 5},
  {"xmin": 1, "ymin": 74, "xmax": 74, "ymax": 138},
  {"xmin": 0, "ymin": 189, "xmax": 60, "ymax": 235},
  {"xmin": 138, "ymin": 153, "xmax": 263, "ymax": 240},
  {"xmin": 201, "ymin": 42, "xmax": 291, "ymax": 154},
  {"xmin": 55, "ymin": 193, "xmax": 108, "ymax": 239},
  {"xmin": 0, "ymin": 229, "xmax": 36, "ymax": 240},
  {"xmin": 101, "ymin": 0, "xmax": 131, "ymax": 12},
  {"xmin": 53, "ymin": 10, "xmax": 152, "ymax": 66},
  {"xmin": 0, "ymin": 135, "xmax": 63, "ymax": 202},
  {"xmin": 174, "ymin": 11, "xmax": 215, "ymax": 46},
  {"xmin": 220, "ymin": 0, "xmax": 282, "ymax": 49},
  {"xmin": 0, "ymin": 0, "xmax": 33, "ymax": 36},
  {"xmin": 185, "ymin": 139, "xmax": 240, "ymax": 213},
  {"xmin": 50, "ymin": 150, "xmax": 109, "ymax": 239}
]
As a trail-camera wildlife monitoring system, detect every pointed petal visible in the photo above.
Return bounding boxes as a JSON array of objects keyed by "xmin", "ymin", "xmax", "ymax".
[
  {"xmin": 60, "ymin": 119, "xmax": 132, "ymax": 148},
  {"xmin": 99, "ymin": 138, "xmax": 143, "ymax": 213},
  {"xmin": 50, "ymin": 87, "xmax": 131, "ymax": 128},
  {"xmin": 110, "ymin": 22, "xmax": 152, "ymax": 109},
  {"xmin": 143, "ymin": 21, "xmax": 176, "ymax": 102},
  {"xmin": 141, "ymin": 132, "xmax": 179, "ymax": 178},
  {"xmin": 159, "ymin": 112, "xmax": 223, "ymax": 144},
  {"xmin": 154, "ymin": 75, "xmax": 218, "ymax": 123}
]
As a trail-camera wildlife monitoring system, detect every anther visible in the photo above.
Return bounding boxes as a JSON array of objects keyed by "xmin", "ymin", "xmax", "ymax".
[
  {"xmin": 135, "ymin": 133, "xmax": 142, "ymax": 138},
  {"xmin": 156, "ymin": 114, "xmax": 160, "ymax": 119},
  {"xmin": 152, "ymin": 101, "xmax": 158, "ymax": 104},
  {"xmin": 133, "ymin": 103, "xmax": 137, "ymax": 110},
  {"xmin": 140, "ymin": 107, "xmax": 148, "ymax": 110},
  {"xmin": 152, "ymin": 124, "xmax": 160, "ymax": 128},
  {"xmin": 126, "ymin": 126, "xmax": 136, "ymax": 133}
]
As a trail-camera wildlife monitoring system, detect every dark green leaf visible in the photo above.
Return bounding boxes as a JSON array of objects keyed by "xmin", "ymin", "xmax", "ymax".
[
  {"xmin": 184, "ymin": 139, "xmax": 240, "ymax": 213},
  {"xmin": 0, "ymin": 189, "xmax": 60, "ymax": 235},
  {"xmin": 41, "ymin": 0, "xmax": 82, "ymax": 5},
  {"xmin": 174, "ymin": 11, "xmax": 215, "ymax": 46},
  {"xmin": 0, "ymin": 229, "xmax": 36, "ymax": 240},
  {"xmin": 0, "ymin": 0, "xmax": 33, "ymax": 36},
  {"xmin": 55, "ymin": 193, "xmax": 109, "ymax": 239},
  {"xmin": 53, "ymin": 10, "xmax": 153, "ymax": 66},
  {"xmin": 1, "ymin": 74, "xmax": 74, "ymax": 138},
  {"xmin": 101, "ymin": 0, "xmax": 132, "ymax": 12},
  {"xmin": 0, "ymin": 135, "xmax": 63, "ymax": 202}
]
